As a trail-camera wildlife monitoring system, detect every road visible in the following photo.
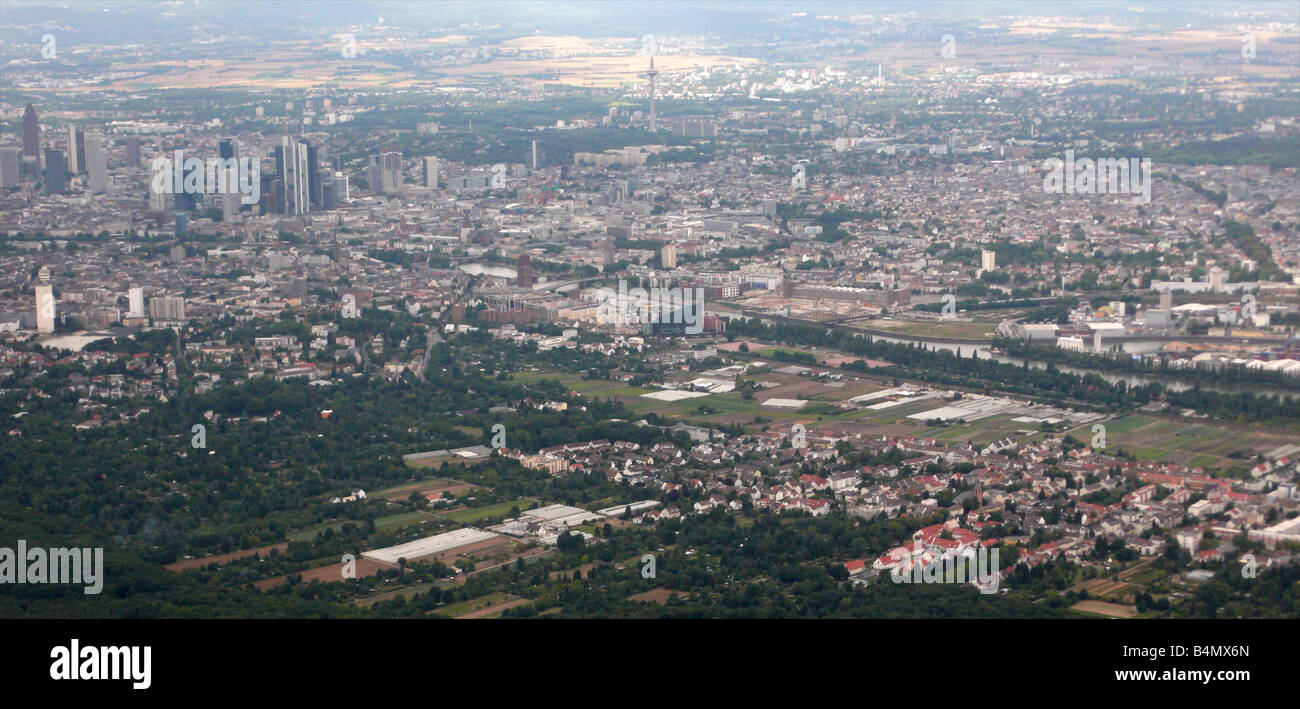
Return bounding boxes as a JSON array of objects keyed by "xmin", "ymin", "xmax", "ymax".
[{"xmin": 418, "ymin": 274, "xmax": 478, "ymax": 382}]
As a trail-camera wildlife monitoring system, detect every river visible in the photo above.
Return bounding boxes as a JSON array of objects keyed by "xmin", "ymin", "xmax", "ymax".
[
  {"xmin": 457, "ymin": 263, "xmax": 517, "ymax": 279},
  {"xmin": 709, "ymin": 309, "xmax": 1257, "ymax": 395}
]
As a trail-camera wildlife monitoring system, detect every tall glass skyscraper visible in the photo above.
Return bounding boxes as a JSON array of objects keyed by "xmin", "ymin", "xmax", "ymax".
[
  {"xmin": 43, "ymin": 149, "xmax": 66, "ymax": 192},
  {"xmin": 22, "ymin": 104, "xmax": 40, "ymax": 158}
]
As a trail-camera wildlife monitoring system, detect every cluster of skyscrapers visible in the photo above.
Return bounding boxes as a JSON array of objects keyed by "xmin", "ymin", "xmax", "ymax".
[
  {"xmin": 253, "ymin": 133, "xmax": 352, "ymax": 216},
  {"xmin": 367, "ymin": 149, "xmax": 404, "ymax": 194},
  {"xmin": 3, "ymin": 103, "xmax": 361, "ymax": 224},
  {"xmin": 0, "ymin": 104, "xmax": 109, "ymax": 193},
  {"xmin": 5, "ymin": 104, "xmax": 452, "ymax": 234}
]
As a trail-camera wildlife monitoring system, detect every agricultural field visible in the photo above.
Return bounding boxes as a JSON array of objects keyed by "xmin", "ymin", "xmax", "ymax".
[
  {"xmin": 373, "ymin": 477, "xmax": 479, "ymax": 501},
  {"xmin": 1070, "ymin": 600, "xmax": 1138, "ymax": 618},
  {"xmin": 924, "ymin": 414, "xmax": 1051, "ymax": 447},
  {"xmin": 1066, "ymin": 415, "xmax": 1295, "ymax": 471},
  {"xmin": 627, "ymin": 588, "xmax": 689, "ymax": 604},
  {"xmin": 861, "ymin": 319, "xmax": 998, "ymax": 341},
  {"xmin": 253, "ymin": 556, "xmax": 396, "ymax": 591},
  {"xmin": 405, "ymin": 454, "xmax": 477, "ymax": 469},
  {"xmin": 431, "ymin": 592, "xmax": 519, "ymax": 618},
  {"xmin": 164, "ymin": 543, "xmax": 289, "ymax": 572}
]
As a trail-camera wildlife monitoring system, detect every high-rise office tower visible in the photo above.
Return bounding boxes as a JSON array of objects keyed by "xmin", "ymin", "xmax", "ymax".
[
  {"xmin": 221, "ymin": 161, "xmax": 241, "ymax": 222},
  {"xmin": 258, "ymin": 165, "xmax": 281, "ymax": 215},
  {"xmin": 122, "ymin": 136, "xmax": 141, "ymax": 168},
  {"xmin": 128, "ymin": 286, "xmax": 145, "ymax": 318},
  {"xmin": 661, "ymin": 243, "xmax": 677, "ymax": 269},
  {"xmin": 366, "ymin": 157, "xmax": 381, "ymax": 193},
  {"xmin": 174, "ymin": 153, "xmax": 204, "ymax": 211},
  {"xmin": 0, "ymin": 147, "xmax": 23, "ymax": 187},
  {"xmin": 217, "ymin": 139, "xmax": 241, "ymax": 215},
  {"xmin": 75, "ymin": 127, "xmax": 86, "ymax": 171},
  {"xmin": 149, "ymin": 182, "xmax": 172, "ymax": 212},
  {"xmin": 307, "ymin": 144, "xmax": 322, "ymax": 208},
  {"xmin": 35, "ymin": 284, "xmax": 55, "ymax": 334},
  {"xmin": 174, "ymin": 212, "xmax": 189, "ymax": 240},
  {"xmin": 272, "ymin": 143, "xmax": 284, "ymax": 180},
  {"xmin": 517, "ymin": 254, "xmax": 534, "ymax": 289},
  {"xmin": 423, "ymin": 156, "xmax": 439, "ymax": 188},
  {"xmin": 281, "ymin": 136, "xmax": 310, "ymax": 216},
  {"xmin": 382, "ymin": 150, "xmax": 402, "ymax": 193},
  {"xmin": 66, "ymin": 125, "xmax": 85, "ymax": 173},
  {"xmin": 257, "ymin": 158, "xmax": 278, "ymax": 215},
  {"xmin": 43, "ymin": 149, "xmax": 66, "ymax": 192},
  {"xmin": 85, "ymin": 131, "xmax": 108, "ymax": 193},
  {"xmin": 322, "ymin": 179, "xmax": 337, "ymax": 210},
  {"xmin": 149, "ymin": 295, "xmax": 186, "ymax": 323},
  {"xmin": 367, "ymin": 151, "xmax": 402, "ymax": 194},
  {"xmin": 22, "ymin": 104, "xmax": 40, "ymax": 158}
]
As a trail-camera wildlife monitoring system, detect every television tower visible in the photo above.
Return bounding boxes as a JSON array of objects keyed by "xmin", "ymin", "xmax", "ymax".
[{"xmin": 640, "ymin": 55, "xmax": 659, "ymax": 133}]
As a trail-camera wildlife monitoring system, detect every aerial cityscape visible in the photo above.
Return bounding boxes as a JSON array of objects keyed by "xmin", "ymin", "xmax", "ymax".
[{"xmin": 1, "ymin": 0, "xmax": 1298, "ymax": 638}]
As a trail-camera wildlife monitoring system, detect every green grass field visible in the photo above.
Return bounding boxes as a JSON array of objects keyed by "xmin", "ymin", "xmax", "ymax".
[
  {"xmin": 289, "ymin": 520, "xmax": 355, "ymax": 541},
  {"xmin": 289, "ymin": 510, "xmax": 439, "ymax": 541},
  {"xmin": 432, "ymin": 592, "xmax": 515, "ymax": 618},
  {"xmin": 1096, "ymin": 414, "xmax": 1160, "ymax": 434},
  {"xmin": 439, "ymin": 498, "xmax": 538, "ymax": 524},
  {"xmin": 371, "ymin": 477, "xmax": 459, "ymax": 498},
  {"xmin": 374, "ymin": 510, "xmax": 441, "ymax": 531},
  {"xmin": 1067, "ymin": 414, "xmax": 1295, "ymax": 470}
]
